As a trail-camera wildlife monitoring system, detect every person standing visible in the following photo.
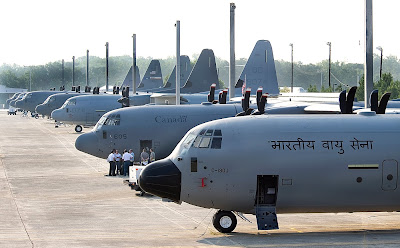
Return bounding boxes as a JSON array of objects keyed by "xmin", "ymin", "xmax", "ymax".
[
  {"xmin": 122, "ymin": 149, "xmax": 133, "ymax": 177},
  {"xmin": 115, "ymin": 150, "xmax": 122, "ymax": 175},
  {"xmin": 149, "ymin": 148, "xmax": 156, "ymax": 163},
  {"xmin": 140, "ymin": 148, "xmax": 149, "ymax": 165},
  {"xmin": 107, "ymin": 149, "xmax": 116, "ymax": 176},
  {"xmin": 129, "ymin": 149, "xmax": 135, "ymax": 166}
]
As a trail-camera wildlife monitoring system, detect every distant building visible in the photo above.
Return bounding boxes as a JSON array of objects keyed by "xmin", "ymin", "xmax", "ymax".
[
  {"xmin": 0, "ymin": 85, "xmax": 27, "ymax": 108},
  {"xmin": 279, "ymin": 86, "xmax": 307, "ymax": 93}
]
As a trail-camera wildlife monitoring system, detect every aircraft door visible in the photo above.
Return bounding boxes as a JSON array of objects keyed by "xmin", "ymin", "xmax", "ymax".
[
  {"xmin": 382, "ymin": 160, "xmax": 398, "ymax": 191},
  {"xmin": 86, "ymin": 113, "xmax": 94, "ymax": 125},
  {"xmin": 140, "ymin": 140, "xmax": 152, "ymax": 155}
]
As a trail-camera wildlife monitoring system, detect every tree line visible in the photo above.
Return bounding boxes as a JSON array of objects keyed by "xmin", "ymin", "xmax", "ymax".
[{"xmin": 2, "ymin": 53, "xmax": 400, "ymax": 100}]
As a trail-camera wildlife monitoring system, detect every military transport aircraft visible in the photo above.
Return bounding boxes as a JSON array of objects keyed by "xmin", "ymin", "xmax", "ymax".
[
  {"xmin": 52, "ymin": 49, "xmax": 219, "ymax": 132},
  {"xmin": 35, "ymin": 87, "xmax": 93, "ymax": 117},
  {"xmin": 15, "ymin": 90, "xmax": 63, "ymax": 113},
  {"xmin": 139, "ymin": 111, "xmax": 400, "ymax": 233}
]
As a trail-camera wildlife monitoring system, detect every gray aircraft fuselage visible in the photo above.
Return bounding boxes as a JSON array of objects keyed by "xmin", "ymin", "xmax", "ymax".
[
  {"xmin": 75, "ymin": 104, "xmax": 242, "ymax": 161},
  {"xmin": 36, "ymin": 92, "xmax": 89, "ymax": 117},
  {"xmin": 15, "ymin": 91, "xmax": 62, "ymax": 112},
  {"xmin": 51, "ymin": 94, "xmax": 126, "ymax": 126},
  {"xmin": 140, "ymin": 113, "xmax": 400, "ymax": 214},
  {"xmin": 9, "ymin": 93, "xmax": 27, "ymax": 108}
]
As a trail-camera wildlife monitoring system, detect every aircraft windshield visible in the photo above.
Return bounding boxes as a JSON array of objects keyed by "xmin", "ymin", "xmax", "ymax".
[
  {"xmin": 192, "ymin": 129, "xmax": 222, "ymax": 149},
  {"xmin": 94, "ymin": 114, "xmax": 121, "ymax": 131},
  {"xmin": 43, "ymin": 96, "xmax": 55, "ymax": 104},
  {"xmin": 62, "ymin": 98, "xmax": 76, "ymax": 108}
]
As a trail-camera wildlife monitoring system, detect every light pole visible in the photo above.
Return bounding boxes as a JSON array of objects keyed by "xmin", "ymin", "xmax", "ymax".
[
  {"xmin": 376, "ymin": 46, "xmax": 383, "ymax": 80},
  {"xmin": 289, "ymin": 43, "xmax": 293, "ymax": 93},
  {"xmin": 72, "ymin": 56, "xmax": 75, "ymax": 86},
  {"xmin": 326, "ymin": 42, "xmax": 332, "ymax": 91},
  {"xmin": 24, "ymin": 66, "xmax": 32, "ymax": 91}
]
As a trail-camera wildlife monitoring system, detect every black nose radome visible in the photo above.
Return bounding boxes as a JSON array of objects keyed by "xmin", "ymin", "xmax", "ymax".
[{"xmin": 139, "ymin": 158, "xmax": 181, "ymax": 202}]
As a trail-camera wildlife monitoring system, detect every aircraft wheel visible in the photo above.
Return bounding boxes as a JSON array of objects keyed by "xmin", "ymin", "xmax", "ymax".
[
  {"xmin": 75, "ymin": 125, "xmax": 83, "ymax": 133},
  {"xmin": 212, "ymin": 210, "xmax": 237, "ymax": 233}
]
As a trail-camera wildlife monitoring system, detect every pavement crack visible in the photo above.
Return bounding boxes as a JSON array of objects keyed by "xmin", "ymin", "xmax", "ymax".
[{"xmin": 0, "ymin": 157, "xmax": 34, "ymax": 248}]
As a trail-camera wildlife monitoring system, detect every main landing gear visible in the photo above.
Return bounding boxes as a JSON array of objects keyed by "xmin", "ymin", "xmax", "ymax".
[
  {"xmin": 75, "ymin": 125, "xmax": 83, "ymax": 133},
  {"xmin": 212, "ymin": 210, "xmax": 237, "ymax": 233}
]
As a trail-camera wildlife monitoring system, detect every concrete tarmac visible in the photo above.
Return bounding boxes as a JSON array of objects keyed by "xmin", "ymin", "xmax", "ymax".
[{"xmin": 1, "ymin": 110, "xmax": 400, "ymax": 247}]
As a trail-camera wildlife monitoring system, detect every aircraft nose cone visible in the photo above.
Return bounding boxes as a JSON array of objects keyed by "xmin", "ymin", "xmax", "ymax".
[
  {"xmin": 35, "ymin": 104, "xmax": 45, "ymax": 115},
  {"xmin": 51, "ymin": 109, "xmax": 61, "ymax": 120},
  {"xmin": 139, "ymin": 158, "xmax": 181, "ymax": 202},
  {"xmin": 15, "ymin": 100, "xmax": 23, "ymax": 109},
  {"xmin": 75, "ymin": 132, "xmax": 100, "ymax": 157}
]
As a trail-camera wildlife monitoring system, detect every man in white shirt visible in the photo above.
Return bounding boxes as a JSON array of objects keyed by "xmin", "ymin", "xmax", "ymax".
[
  {"xmin": 122, "ymin": 149, "xmax": 133, "ymax": 177},
  {"xmin": 115, "ymin": 150, "xmax": 122, "ymax": 175},
  {"xmin": 107, "ymin": 149, "xmax": 116, "ymax": 176}
]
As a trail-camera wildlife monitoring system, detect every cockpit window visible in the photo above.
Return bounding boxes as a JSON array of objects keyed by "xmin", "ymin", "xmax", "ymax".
[
  {"xmin": 182, "ymin": 133, "xmax": 196, "ymax": 149},
  {"xmin": 26, "ymin": 93, "xmax": 32, "ymax": 99},
  {"xmin": 192, "ymin": 129, "xmax": 222, "ymax": 149},
  {"xmin": 94, "ymin": 116, "xmax": 107, "ymax": 131},
  {"xmin": 199, "ymin": 137, "xmax": 211, "ymax": 148},
  {"xmin": 103, "ymin": 114, "xmax": 121, "ymax": 126},
  {"xmin": 211, "ymin": 137, "xmax": 222, "ymax": 149},
  {"xmin": 205, "ymin": 130, "xmax": 213, "ymax": 136},
  {"xmin": 68, "ymin": 99, "xmax": 76, "ymax": 105}
]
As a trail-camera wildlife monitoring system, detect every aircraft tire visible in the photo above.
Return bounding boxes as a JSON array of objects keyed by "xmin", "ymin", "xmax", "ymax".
[
  {"xmin": 75, "ymin": 125, "xmax": 83, "ymax": 133},
  {"xmin": 212, "ymin": 210, "xmax": 237, "ymax": 233}
]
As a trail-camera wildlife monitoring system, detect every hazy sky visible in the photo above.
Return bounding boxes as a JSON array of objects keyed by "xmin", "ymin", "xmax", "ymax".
[{"xmin": 0, "ymin": 0, "xmax": 398, "ymax": 66}]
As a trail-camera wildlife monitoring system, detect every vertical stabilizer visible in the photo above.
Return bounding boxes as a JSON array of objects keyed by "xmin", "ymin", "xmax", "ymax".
[
  {"xmin": 137, "ymin": 60, "xmax": 163, "ymax": 91},
  {"xmin": 164, "ymin": 56, "xmax": 192, "ymax": 88},
  {"xmin": 121, "ymin": 66, "xmax": 140, "ymax": 89},
  {"xmin": 181, "ymin": 49, "xmax": 219, "ymax": 93},
  {"xmin": 235, "ymin": 40, "xmax": 279, "ymax": 97}
]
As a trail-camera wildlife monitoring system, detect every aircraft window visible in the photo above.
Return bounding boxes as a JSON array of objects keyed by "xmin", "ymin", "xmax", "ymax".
[
  {"xmin": 103, "ymin": 114, "xmax": 121, "ymax": 126},
  {"xmin": 205, "ymin": 129, "xmax": 213, "ymax": 136},
  {"xmin": 95, "ymin": 116, "xmax": 107, "ymax": 130},
  {"xmin": 211, "ymin": 137, "xmax": 222, "ymax": 149},
  {"xmin": 199, "ymin": 137, "xmax": 211, "ymax": 148},
  {"xmin": 199, "ymin": 129, "xmax": 206, "ymax": 135},
  {"xmin": 49, "ymin": 97, "xmax": 55, "ymax": 102},
  {"xmin": 26, "ymin": 94, "xmax": 32, "ymax": 98},
  {"xmin": 214, "ymin": 129, "xmax": 222, "ymax": 136},
  {"xmin": 67, "ymin": 99, "xmax": 76, "ymax": 105},
  {"xmin": 192, "ymin": 136, "xmax": 202, "ymax": 148},
  {"xmin": 182, "ymin": 133, "xmax": 196, "ymax": 149}
]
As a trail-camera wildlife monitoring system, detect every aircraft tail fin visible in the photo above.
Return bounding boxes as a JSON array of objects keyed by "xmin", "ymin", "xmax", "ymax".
[
  {"xmin": 235, "ymin": 40, "xmax": 279, "ymax": 97},
  {"xmin": 121, "ymin": 66, "xmax": 141, "ymax": 89},
  {"xmin": 181, "ymin": 49, "xmax": 219, "ymax": 94},
  {"xmin": 164, "ymin": 56, "xmax": 192, "ymax": 89},
  {"xmin": 137, "ymin": 60, "xmax": 163, "ymax": 91}
]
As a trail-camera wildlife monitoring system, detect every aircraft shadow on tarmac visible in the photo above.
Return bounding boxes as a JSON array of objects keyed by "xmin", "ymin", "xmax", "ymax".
[{"xmin": 197, "ymin": 229, "xmax": 400, "ymax": 246}]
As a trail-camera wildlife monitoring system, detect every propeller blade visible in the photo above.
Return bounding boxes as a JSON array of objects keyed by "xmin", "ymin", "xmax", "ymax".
[
  {"xmin": 345, "ymin": 86, "xmax": 357, "ymax": 114},
  {"xmin": 220, "ymin": 89, "xmax": 228, "ymax": 104},
  {"xmin": 208, "ymin": 84, "xmax": 216, "ymax": 102},
  {"xmin": 256, "ymin": 87, "xmax": 263, "ymax": 111},
  {"xmin": 370, "ymin": 90, "xmax": 379, "ymax": 113},
  {"xmin": 377, "ymin": 92, "xmax": 391, "ymax": 114},
  {"xmin": 339, "ymin": 90, "xmax": 347, "ymax": 114}
]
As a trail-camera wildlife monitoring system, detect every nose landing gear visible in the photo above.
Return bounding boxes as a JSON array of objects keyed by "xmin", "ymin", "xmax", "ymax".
[{"xmin": 212, "ymin": 210, "xmax": 237, "ymax": 233}]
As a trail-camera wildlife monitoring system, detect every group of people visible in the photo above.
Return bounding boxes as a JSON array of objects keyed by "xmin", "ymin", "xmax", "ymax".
[
  {"xmin": 107, "ymin": 147, "xmax": 156, "ymax": 176},
  {"xmin": 107, "ymin": 149, "xmax": 134, "ymax": 176},
  {"xmin": 140, "ymin": 148, "xmax": 155, "ymax": 165}
]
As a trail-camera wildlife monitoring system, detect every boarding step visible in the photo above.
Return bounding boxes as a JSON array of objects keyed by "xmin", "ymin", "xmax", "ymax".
[{"xmin": 255, "ymin": 205, "xmax": 279, "ymax": 230}]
